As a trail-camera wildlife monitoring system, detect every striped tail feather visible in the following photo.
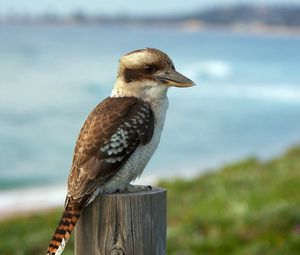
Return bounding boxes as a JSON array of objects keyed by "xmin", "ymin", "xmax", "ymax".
[{"xmin": 46, "ymin": 201, "xmax": 81, "ymax": 255}]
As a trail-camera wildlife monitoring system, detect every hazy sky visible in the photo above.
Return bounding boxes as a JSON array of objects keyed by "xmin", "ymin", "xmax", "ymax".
[{"xmin": 1, "ymin": 0, "xmax": 300, "ymax": 15}]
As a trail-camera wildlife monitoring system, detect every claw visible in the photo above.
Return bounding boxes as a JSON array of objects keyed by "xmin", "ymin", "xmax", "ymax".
[{"xmin": 125, "ymin": 185, "xmax": 152, "ymax": 193}]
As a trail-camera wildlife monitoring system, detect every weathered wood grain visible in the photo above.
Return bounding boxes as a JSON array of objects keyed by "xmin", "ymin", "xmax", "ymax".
[{"xmin": 75, "ymin": 186, "xmax": 167, "ymax": 255}]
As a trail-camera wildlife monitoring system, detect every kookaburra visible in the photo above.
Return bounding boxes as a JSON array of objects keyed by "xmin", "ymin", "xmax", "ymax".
[{"xmin": 46, "ymin": 48, "xmax": 194, "ymax": 255}]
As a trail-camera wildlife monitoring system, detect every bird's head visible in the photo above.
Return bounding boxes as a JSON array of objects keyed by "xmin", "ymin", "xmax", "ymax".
[{"xmin": 111, "ymin": 48, "xmax": 195, "ymax": 101}]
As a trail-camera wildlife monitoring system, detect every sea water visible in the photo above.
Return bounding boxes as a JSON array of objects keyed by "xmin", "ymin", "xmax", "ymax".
[{"xmin": 1, "ymin": 24, "xmax": 300, "ymax": 212}]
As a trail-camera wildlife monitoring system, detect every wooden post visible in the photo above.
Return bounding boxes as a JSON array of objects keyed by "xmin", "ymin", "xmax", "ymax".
[{"xmin": 75, "ymin": 186, "xmax": 167, "ymax": 255}]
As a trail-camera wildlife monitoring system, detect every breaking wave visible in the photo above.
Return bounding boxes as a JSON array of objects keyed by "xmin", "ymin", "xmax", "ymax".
[
  {"xmin": 183, "ymin": 59, "xmax": 232, "ymax": 80},
  {"xmin": 200, "ymin": 83, "xmax": 300, "ymax": 103},
  {"xmin": 181, "ymin": 60, "xmax": 300, "ymax": 103}
]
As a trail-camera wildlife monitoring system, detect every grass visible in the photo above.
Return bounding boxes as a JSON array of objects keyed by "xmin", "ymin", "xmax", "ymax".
[{"xmin": 1, "ymin": 147, "xmax": 300, "ymax": 255}]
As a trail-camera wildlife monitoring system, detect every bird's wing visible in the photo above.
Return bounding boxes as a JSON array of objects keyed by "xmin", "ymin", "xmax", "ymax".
[{"xmin": 67, "ymin": 97, "xmax": 154, "ymax": 206}]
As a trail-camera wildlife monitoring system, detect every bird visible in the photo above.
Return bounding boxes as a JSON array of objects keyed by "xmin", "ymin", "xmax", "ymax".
[{"xmin": 46, "ymin": 48, "xmax": 195, "ymax": 255}]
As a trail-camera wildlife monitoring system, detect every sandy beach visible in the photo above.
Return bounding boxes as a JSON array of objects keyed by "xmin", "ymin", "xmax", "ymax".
[{"xmin": 0, "ymin": 185, "xmax": 66, "ymax": 219}]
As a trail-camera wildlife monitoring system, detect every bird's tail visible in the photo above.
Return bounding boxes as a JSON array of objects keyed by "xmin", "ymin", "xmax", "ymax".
[{"xmin": 46, "ymin": 201, "xmax": 81, "ymax": 255}]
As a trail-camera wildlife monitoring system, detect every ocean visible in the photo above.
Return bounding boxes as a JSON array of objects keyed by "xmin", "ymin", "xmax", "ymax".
[{"xmin": 1, "ymin": 24, "xmax": 300, "ymax": 214}]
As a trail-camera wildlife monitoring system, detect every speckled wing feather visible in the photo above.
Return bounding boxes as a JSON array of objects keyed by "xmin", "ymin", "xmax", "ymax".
[{"xmin": 67, "ymin": 96, "xmax": 154, "ymax": 206}]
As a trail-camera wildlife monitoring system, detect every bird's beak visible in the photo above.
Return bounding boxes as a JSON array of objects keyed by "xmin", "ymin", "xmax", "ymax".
[{"xmin": 154, "ymin": 69, "xmax": 195, "ymax": 87}]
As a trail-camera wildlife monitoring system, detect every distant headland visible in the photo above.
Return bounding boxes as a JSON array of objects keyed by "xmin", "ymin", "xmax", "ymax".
[{"xmin": 2, "ymin": 4, "xmax": 300, "ymax": 34}]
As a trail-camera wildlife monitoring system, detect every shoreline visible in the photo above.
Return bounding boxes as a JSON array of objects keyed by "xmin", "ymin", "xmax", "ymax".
[
  {"xmin": 0, "ymin": 167, "xmax": 200, "ymax": 220},
  {"xmin": 0, "ymin": 143, "xmax": 296, "ymax": 221},
  {"xmin": 0, "ymin": 185, "xmax": 66, "ymax": 220},
  {"xmin": 181, "ymin": 23, "xmax": 300, "ymax": 37},
  {"xmin": 0, "ymin": 174, "xmax": 162, "ymax": 220},
  {"xmin": 1, "ymin": 22, "xmax": 300, "ymax": 37},
  {"xmin": 1, "ymin": 139, "xmax": 299, "ymax": 220}
]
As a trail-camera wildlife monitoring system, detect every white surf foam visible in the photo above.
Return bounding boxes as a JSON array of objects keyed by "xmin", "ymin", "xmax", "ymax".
[
  {"xmin": 0, "ymin": 185, "xmax": 66, "ymax": 218},
  {"xmin": 0, "ymin": 170, "xmax": 200, "ymax": 218},
  {"xmin": 182, "ymin": 60, "xmax": 300, "ymax": 103},
  {"xmin": 201, "ymin": 83, "xmax": 300, "ymax": 103},
  {"xmin": 183, "ymin": 59, "xmax": 232, "ymax": 80},
  {"xmin": 0, "ymin": 176, "xmax": 161, "ymax": 218}
]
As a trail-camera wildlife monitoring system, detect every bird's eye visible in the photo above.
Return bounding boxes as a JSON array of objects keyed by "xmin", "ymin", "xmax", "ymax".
[
  {"xmin": 171, "ymin": 64, "xmax": 175, "ymax": 70},
  {"xmin": 144, "ymin": 65, "xmax": 154, "ymax": 74}
]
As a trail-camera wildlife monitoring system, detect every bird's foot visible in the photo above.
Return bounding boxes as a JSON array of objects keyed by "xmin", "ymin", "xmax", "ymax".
[{"xmin": 124, "ymin": 184, "xmax": 152, "ymax": 193}]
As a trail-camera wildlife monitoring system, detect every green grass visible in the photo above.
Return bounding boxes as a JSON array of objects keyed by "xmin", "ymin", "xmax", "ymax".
[
  {"xmin": 1, "ymin": 147, "xmax": 300, "ymax": 255},
  {"xmin": 162, "ymin": 147, "xmax": 300, "ymax": 255},
  {"xmin": 0, "ymin": 210, "xmax": 74, "ymax": 255}
]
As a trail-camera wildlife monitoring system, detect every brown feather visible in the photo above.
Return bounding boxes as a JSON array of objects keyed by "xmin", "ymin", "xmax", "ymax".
[
  {"xmin": 46, "ymin": 200, "xmax": 81, "ymax": 255},
  {"xmin": 67, "ymin": 96, "xmax": 154, "ymax": 206}
]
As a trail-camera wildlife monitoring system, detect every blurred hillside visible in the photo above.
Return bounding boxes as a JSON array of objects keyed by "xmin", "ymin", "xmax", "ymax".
[
  {"xmin": 1, "ymin": 146, "xmax": 299, "ymax": 255},
  {"xmin": 2, "ymin": 4, "xmax": 300, "ymax": 29},
  {"xmin": 175, "ymin": 5, "xmax": 300, "ymax": 27}
]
